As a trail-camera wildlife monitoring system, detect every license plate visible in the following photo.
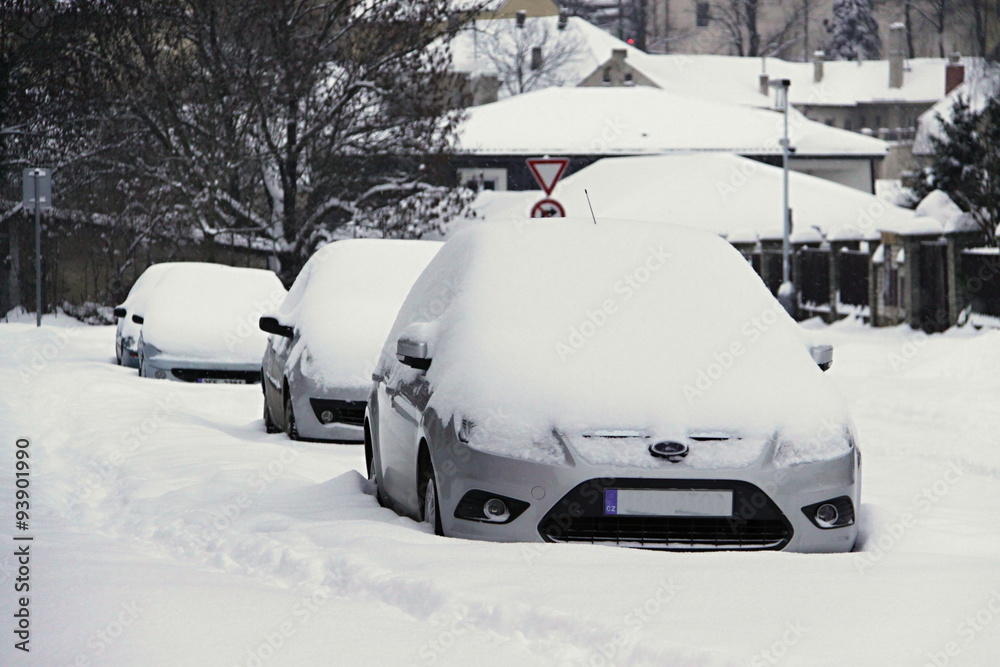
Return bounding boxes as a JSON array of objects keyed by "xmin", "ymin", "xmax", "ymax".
[
  {"xmin": 197, "ymin": 378, "xmax": 245, "ymax": 385},
  {"xmin": 604, "ymin": 489, "xmax": 733, "ymax": 517}
]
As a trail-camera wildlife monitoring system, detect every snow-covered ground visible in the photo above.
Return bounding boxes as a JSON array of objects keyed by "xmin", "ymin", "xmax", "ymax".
[{"xmin": 1, "ymin": 315, "xmax": 999, "ymax": 666}]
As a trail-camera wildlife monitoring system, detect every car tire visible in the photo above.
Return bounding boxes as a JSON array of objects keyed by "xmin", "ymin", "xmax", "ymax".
[
  {"xmin": 420, "ymin": 459, "xmax": 443, "ymax": 536},
  {"xmin": 284, "ymin": 392, "xmax": 299, "ymax": 440},
  {"xmin": 365, "ymin": 424, "xmax": 386, "ymax": 508},
  {"xmin": 263, "ymin": 399, "xmax": 280, "ymax": 434}
]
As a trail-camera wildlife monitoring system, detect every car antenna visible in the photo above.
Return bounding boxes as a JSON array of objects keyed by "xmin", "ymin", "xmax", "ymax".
[{"xmin": 584, "ymin": 189, "xmax": 598, "ymax": 225}]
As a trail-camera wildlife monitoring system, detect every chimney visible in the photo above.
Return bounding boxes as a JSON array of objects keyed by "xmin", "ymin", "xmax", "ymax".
[
  {"xmin": 612, "ymin": 49, "xmax": 627, "ymax": 67},
  {"xmin": 759, "ymin": 73, "xmax": 769, "ymax": 95},
  {"xmin": 515, "ymin": 10, "xmax": 526, "ymax": 28},
  {"xmin": 558, "ymin": 8, "xmax": 568, "ymax": 31},
  {"xmin": 889, "ymin": 22, "xmax": 906, "ymax": 89},
  {"xmin": 946, "ymin": 52, "xmax": 965, "ymax": 94},
  {"xmin": 813, "ymin": 50, "xmax": 825, "ymax": 83}
]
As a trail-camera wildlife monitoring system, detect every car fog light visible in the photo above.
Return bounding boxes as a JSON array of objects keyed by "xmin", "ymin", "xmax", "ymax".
[
  {"xmin": 320, "ymin": 410, "xmax": 334, "ymax": 424},
  {"xmin": 154, "ymin": 370, "xmax": 167, "ymax": 380},
  {"xmin": 815, "ymin": 503, "xmax": 839, "ymax": 527},
  {"xmin": 483, "ymin": 498, "xmax": 510, "ymax": 522}
]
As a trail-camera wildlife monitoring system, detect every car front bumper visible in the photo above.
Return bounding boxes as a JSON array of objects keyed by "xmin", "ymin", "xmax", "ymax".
[
  {"xmin": 141, "ymin": 355, "xmax": 261, "ymax": 384},
  {"xmin": 430, "ymin": 434, "xmax": 859, "ymax": 553}
]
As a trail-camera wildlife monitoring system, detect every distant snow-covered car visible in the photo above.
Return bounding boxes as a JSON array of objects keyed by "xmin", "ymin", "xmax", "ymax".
[
  {"xmin": 132, "ymin": 264, "xmax": 286, "ymax": 383},
  {"xmin": 367, "ymin": 219, "xmax": 860, "ymax": 552},
  {"xmin": 113, "ymin": 263, "xmax": 184, "ymax": 367},
  {"xmin": 260, "ymin": 239, "xmax": 442, "ymax": 442}
]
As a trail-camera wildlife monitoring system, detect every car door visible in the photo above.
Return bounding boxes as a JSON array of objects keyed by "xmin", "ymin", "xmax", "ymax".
[{"xmin": 377, "ymin": 357, "xmax": 427, "ymax": 515}]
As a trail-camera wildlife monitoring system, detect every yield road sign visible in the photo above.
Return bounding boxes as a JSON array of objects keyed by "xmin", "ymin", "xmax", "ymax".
[
  {"xmin": 530, "ymin": 198, "xmax": 566, "ymax": 218},
  {"xmin": 526, "ymin": 157, "xmax": 569, "ymax": 196}
]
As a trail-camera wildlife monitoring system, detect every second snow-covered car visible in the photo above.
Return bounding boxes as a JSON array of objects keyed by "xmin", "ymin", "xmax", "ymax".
[
  {"xmin": 133, "ymin": 263, "xmax": 286, "ymax": 383},
  {"xmin": 260, "ymin": 239, "xmax": 442, "ymax": 442},
  {"xmin": 113, "ymin": 262, "xmax": 184, "ymax": 367},
  {"xmin": 367, "ymin": 219, "xmax": 861, "ymax": 552}
]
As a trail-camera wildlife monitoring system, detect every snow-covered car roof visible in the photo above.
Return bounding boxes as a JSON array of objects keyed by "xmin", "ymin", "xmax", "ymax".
[
  {"xmin": 385, "ymin": 219, "xmax": 848, "ymax": 444},
  {"xmin": 278, "ymin": 239, "xmax": 443, "ymax": 390},
  {"xmin": 140, "ymin": 264, "xmax": 287, "ymax": 364}
]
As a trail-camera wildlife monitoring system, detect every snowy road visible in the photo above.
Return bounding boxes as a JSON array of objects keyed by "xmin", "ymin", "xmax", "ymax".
[{"xmin": 1, "ymin": 317, "xmax": 999, "ymax": 666}]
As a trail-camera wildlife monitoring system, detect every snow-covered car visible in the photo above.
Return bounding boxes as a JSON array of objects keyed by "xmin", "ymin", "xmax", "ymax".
[
  {"xmin": 113, "ymin": 263, "xmax": 184, "ymax": 367},
  {"xmin": 260, "ymin": 239, "xmax": 442, "ymax": 442},
  {"xmin": 132, "ymin": 264, "xmax": 286, "ymax": 383},
  {"xmin": 366, "ymin": 219, "xmax": 861, "ymax": 552}
]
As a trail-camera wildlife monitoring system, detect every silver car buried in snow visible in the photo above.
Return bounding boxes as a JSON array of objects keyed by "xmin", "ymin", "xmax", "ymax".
[
  {"xmin": 366, "ymin": 219, "xmax": 860, "ymax": 552},
  {"xmin": 259, "ymin": 239, "xmax": 441, "ymax": 442}
]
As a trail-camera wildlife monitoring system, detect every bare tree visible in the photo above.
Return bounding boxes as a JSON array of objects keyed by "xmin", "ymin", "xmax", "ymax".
[
  {"xmin": 476, "ymin": 15, "xmax": 586, "ymax": 95},
  {"xmin": 74, "ymin": 0, "xmax": 475, "ymax": 280}
]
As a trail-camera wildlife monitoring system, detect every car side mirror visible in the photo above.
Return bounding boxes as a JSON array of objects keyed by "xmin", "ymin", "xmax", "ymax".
[
  {"xmin": 259, "ymin": 316, "xmax": 293, "ymax": 338},
  {"xmin": 397, "ymin": 337, "xmax": 431, "ymax": 371},
  {"xmin": 810, "ymin": 344, "xmax": 833, "ymax": 372},
  {"xmin": 114, "ymin": 307, "xmax": 127, "ymax": 319},
  {"xmin": 131, "ymin": 314, "xmax": 144, "ymax": 325}
]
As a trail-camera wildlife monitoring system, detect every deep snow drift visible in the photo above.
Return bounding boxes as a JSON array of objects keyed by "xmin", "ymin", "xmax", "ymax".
[{"xmin": 1, "ymin": 316, "xmax": 999, "ymax": 666}]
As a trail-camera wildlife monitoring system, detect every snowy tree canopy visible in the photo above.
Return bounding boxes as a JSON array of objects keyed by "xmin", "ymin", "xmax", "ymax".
[{"xmin": 824, "ymin": 0, "xmax": 882, "ymax": 61}]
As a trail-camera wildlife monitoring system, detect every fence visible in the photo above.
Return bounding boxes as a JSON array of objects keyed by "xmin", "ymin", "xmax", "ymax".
[{"xmin": 738, "ymin": 232, "xmax": 999, "ymax": 331}]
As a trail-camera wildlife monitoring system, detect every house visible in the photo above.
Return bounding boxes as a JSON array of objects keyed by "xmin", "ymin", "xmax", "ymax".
[
  {"xmin": 640, "ymin": 0, "xmax": 984, "ymax": 60},
  {"xmin": 452, "ymin": 86, "xmax": 889, "ymax": 193},
  {"xmin": 913, "ymin": 63, "xmax": 1000, "ymax": 158},
  {"xmin": 451, "ymin": 152, "xmax": 916, "ymax": 242},
  {"xmin": 448, "ymin": 13, "xmax": 646, "ymax": 103},
  {"xmin": 581, "ymin": 25, "xmax": 968, "ymax": 138}
]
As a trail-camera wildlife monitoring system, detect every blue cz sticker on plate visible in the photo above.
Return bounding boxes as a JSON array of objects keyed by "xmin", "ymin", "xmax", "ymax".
[{"xmin": 604, "ymin": 489, "xmax": 618, "ymax": 515}]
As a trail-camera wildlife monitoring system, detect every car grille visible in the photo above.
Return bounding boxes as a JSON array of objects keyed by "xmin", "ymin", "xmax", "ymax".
[
  {"xmin": 309, "ymin": 399, "xmax": 366, "ymax": 427},
  {"xmin": 538, "ymin": 516, "xmax": 791, "ymax": 550},
  {"xmin": 171, "ymin": 369, "xmax": 260, "ymax": 383},
  {"xmin": 538, "ymin": 478, "xmax": 793, "ymax": 551}
]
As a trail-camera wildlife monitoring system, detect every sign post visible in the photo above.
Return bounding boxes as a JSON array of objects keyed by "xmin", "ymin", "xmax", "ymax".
[
  {"xmin": 23, "ymin": 168, "xmax": 52, "ymax": 327},
  {"xmin": 526, "ymin": 157, "xmax": 569, "ymax": 218}
]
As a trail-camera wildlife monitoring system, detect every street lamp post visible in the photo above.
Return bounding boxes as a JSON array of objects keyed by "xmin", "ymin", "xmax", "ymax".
[{"xmin": 769, "ymin": 78, "xmax": 796, "ymax": 317}]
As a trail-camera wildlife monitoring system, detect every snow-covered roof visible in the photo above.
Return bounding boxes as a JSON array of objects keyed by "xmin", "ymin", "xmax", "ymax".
[
  {"xmin": 456, "ymin": 86, "xmax": 889, "ymax": 157},
  {"xmin": 449, "ymin": 153, "xmax": 918, "ymax": 241},
  {"xmin": 913, "ymin": 65, "xmax": 1000, "ymax": 154},
  {"xmin": 629, "ymin": 54, "xmax": 963, "ymax": 109},
  {"xmin": 450, "ymin": 15, "xmax": 643, "ymax": 97}
]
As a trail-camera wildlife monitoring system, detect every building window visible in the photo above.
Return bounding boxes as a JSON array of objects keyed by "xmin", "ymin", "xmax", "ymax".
[
  {"xmin": 844, "ymin": 119, "xmax": 853, "ymax": 131},
  {"xmin": 825, "ymin": 118, "xmax": 834, "ymax": 126},
  {"xmin": 696, "ymin": 3, "xmax": 710, "ymax": 28}
]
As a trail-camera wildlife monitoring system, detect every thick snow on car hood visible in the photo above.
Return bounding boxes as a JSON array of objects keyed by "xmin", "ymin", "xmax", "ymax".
[
  {"xmin": 141, "ymin": 265, "xmax": 286, "ymax": 363},
  {"xmin": 280, "ymin": 239, "xmax": 442, "ymax": 390},
  {"xmin": 118, "ymin": 263, "xmax": 211, "ymax": 347},
  {"xmin": 388, "ymin": 219, "xmax": 850, "ymax": 450}
]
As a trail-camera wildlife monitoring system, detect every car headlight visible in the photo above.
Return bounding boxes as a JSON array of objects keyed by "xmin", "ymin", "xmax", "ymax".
[
  {"xmin": 774, "ymin": 425, "xmax": 854, "ymax": 468},
  {"xmin": 453, "ymin": 416, "xmax": 570, "ymax": 466}
]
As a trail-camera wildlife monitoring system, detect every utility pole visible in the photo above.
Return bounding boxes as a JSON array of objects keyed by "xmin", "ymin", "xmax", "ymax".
[
  {"xmin": 22, "ymin": 168, "xmax": 52, "ymax": 327},
  {"xmin": 768, "ymin": 80, "xmax": 796, "ymax": 317}
]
